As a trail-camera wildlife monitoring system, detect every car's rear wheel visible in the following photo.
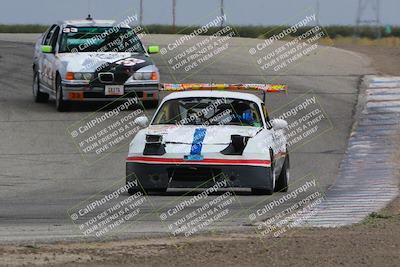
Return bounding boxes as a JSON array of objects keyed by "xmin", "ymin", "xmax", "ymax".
[
  {"xmin": 32, "ymin": 72, "xmax": 49, "ymax": 103},
  {"xmin": 275, "ymin": 153, "xmax": 289, "ymax": 192},
  {"xmin": 55, "ymin": 74, "xmax": 69, "ymax": 112}
]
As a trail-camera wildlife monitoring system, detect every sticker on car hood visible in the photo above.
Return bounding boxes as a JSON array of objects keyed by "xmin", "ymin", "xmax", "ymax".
[
  {"xmin": 115, "ymin": 58, "xmax": 146, "ymax": 66},
  {"xmin": 146, "ymin": 125, "xmax": 260, "ymax": 145}
]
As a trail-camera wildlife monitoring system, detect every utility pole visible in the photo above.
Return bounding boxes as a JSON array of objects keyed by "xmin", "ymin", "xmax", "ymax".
[
  {"xmin": 172, "ymin": 0, "xmax": 176, "ymax": 33},
  {"xmin": 220, "ymin": 0, "xmax": 225, "ymax": 28},
  {"xmin": 139, "ymin": 0, "xmax": 143, "ymax": 25},
  {"xmin": 87, "ymin": 0, "xmax": 92, "ymax": 18},
  {"xmin": 316, "ymin": 0, "xmax": 320, "ymax": 25},
  {"xmin": 355, "ymin": 0, "xmax": 381, "ymax": 38}
]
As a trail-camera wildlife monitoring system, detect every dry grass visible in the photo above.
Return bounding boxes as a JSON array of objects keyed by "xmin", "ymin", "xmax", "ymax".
[{"xmin": 320, "ymin": 36, "xmax": 400, "ymax": 47}]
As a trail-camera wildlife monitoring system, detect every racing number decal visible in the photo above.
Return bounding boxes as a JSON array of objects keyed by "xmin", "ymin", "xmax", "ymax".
[{"xmin": 190, "ymin": 128, "xmax": 207, "ymax": 155}]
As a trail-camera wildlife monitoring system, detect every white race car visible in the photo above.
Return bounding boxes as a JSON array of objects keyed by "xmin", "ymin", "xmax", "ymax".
[{"xmin": 126, "ymin": 84, "xmax": 289, "ymax": 195}]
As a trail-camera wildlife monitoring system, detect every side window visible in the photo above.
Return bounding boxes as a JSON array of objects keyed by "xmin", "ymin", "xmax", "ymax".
[
  {"xmin": 43, "ymin": 25, "xmax": 57, "ymax": 46},
  {"xmin": 49, "ymin": 26, "xmax": 60, "ymax": 49}
]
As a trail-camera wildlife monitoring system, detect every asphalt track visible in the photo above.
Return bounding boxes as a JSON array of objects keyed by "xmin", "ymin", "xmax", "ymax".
[{"xmin": 0, "ymin": 34, "xmax": 374, "ymax": 243}]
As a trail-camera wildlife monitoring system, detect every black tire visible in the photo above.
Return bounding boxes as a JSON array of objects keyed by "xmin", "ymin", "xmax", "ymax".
[
  {"xmin": 150, "ymin": 188, "xmax": 167, "ymax": 194},
  {"xmin": 128, "ymin": 188, "xmax": 166, "ymax": 195},
  {"xmin": 251, "ymin": 166, "xmax": 275, "ymax": 195},
  {"xmin": 251, "ymin": 187, "xmax": 273, "ymax": 195},
  {"xmin": 128, "ymin": 187, "xmax": 142, "ymax": 195},
  {"xmin": 143, "ymin": 99, "xmax": 159, "ymax": 109},
  {"xmin": 55, "ymin": 74, "xmax": 69, "ymax": 112},
  {"xmin": 32, "ymin": 72, "xmax": 49, "ymax": 103},
  {"xmin": 275, "ymin": 153, "xmax": 290, "ymax": 192}
]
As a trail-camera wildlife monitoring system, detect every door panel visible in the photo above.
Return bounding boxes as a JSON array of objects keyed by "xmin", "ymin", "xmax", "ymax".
[{"xmin": 40, "ymin": 25, "xmax": 59, "ymax": 91}]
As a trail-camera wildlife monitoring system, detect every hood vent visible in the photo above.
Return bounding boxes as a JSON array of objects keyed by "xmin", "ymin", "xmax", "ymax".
[{"xmin": 221, "ymin": 135, "xmax": 250, "ymax": 155}]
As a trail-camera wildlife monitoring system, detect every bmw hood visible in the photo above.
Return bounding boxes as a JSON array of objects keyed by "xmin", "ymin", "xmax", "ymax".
[
  {"xmin": 57, "ymin": 52, "xmax": 153, "ymax": 72},
  {"xmin": 146, "ymin": 125, "xmax": 261, "ymax": 145}
]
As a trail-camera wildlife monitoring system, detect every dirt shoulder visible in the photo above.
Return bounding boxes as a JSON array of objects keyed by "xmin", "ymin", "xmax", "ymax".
[
  {"xmin": 0, "ymin": 197, "xmax": 399, "ymax": 267},
  {"xmin": 334, "ymin": 44, "xmax": 400, "ymax": 76},
  {"xmin": 1, "ymin": 45, "xmax": 400, "ymax": 267}
]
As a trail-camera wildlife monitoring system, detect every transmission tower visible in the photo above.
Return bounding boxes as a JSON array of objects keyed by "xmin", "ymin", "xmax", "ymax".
[{"xmin": 355, "ymin": 0, "xmax": 381, "ymax": 38}]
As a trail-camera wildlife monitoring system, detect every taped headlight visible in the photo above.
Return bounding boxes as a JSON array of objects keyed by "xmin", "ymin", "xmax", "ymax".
[
  {"xmin": 73, "ymin": 72, "xmax": 93, "ymax": 80},
  {"xmin": 146, "ymin": 134, "xmax": 163, "ymax": 143},
  {"xmin": 144, "ymin": 134, "xmax": 165, "ymax": 155},
  {"xmin": 83, "ymin": 73, "xmax": 94, "ymax": 80},
  {"xmin": 133, "ymin": 72, "xmax": 153, "ymax": 80}
]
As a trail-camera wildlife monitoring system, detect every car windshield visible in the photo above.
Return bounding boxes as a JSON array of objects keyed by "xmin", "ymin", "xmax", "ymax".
[
  {"xmin": 152, "ymin": 97, "xmax": 263, "ymax": 127},
  {"xmin": 59, "ymin": 27, "xmax": 145, "ymax": 53}
]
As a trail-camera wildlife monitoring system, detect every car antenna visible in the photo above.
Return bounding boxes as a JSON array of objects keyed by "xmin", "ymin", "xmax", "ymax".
[{"xmin": 86, "ymin": 14, "xmax": 93, "ymax": 21}]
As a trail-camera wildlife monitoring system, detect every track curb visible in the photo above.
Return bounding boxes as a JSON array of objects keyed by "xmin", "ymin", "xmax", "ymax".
[{"xmin": 302, "ymin": 75, "xmax": 400, "ymax": 227}]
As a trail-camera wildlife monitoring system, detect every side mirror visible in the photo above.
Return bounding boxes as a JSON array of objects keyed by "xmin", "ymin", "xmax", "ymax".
[
  {"xmin": 147, "ymin": 45, "xmax": 160, "ymax": 54},
  {"xmin": 41, "ymin": 45, "xmax": 53, "ymax": 53},
  {"xmin": 134, "ymin": 116, "xmax": 149, "ymax": 127},
  {"xmin": 270, "ymin": 119, "xmax": 288, "ymax": 130}
]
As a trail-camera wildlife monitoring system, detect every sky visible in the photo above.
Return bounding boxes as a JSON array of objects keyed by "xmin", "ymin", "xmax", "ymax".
[{"xmin": 0, "ymin": 0, "xmax": 399, "ymax": 26}]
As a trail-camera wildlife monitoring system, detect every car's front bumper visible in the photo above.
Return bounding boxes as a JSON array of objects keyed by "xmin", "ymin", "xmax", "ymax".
[
  {"xmin": 61, "ymin": 81, "xmax": 159, "ymax": 102},
  {"xmin": 126, "ymin": 157, "xmax": 272, "ymax": 190}
]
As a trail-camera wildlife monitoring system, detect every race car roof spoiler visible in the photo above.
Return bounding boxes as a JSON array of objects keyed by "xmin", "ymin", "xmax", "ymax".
[
  {"xmin": 160, "ymin": 83, "xmax": 288, "ymax": 102},
  {"xmin": 160, "ymin": 83, "xmax": 288, "ymax": 93}
]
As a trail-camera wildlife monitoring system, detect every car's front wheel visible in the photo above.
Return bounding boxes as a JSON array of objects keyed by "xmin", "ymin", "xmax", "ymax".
[
  {"xmin": 275, "ymin": 153, "xmax": 289, "ymax": 192},
  {"xmin": 251, "ymin": 166, "xmax": 275, "ymax": 195},
  {"xmin": 128, "ymin": 188, "xmax": 167, "ymax": 195},
  {"xmin": 145, "ymin": 99, "xmax": 159, "ymax": 109},
  {"xmin": 128, "ymin": 187, "xmax": 142, "ymax": 195},
  {"xmin": 55, "ymin": 74, "xmax": 69, "ymax": 112},
  {"xmin": 32, "ymin": 72, "xmax": 49, "ymax": 103}
]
